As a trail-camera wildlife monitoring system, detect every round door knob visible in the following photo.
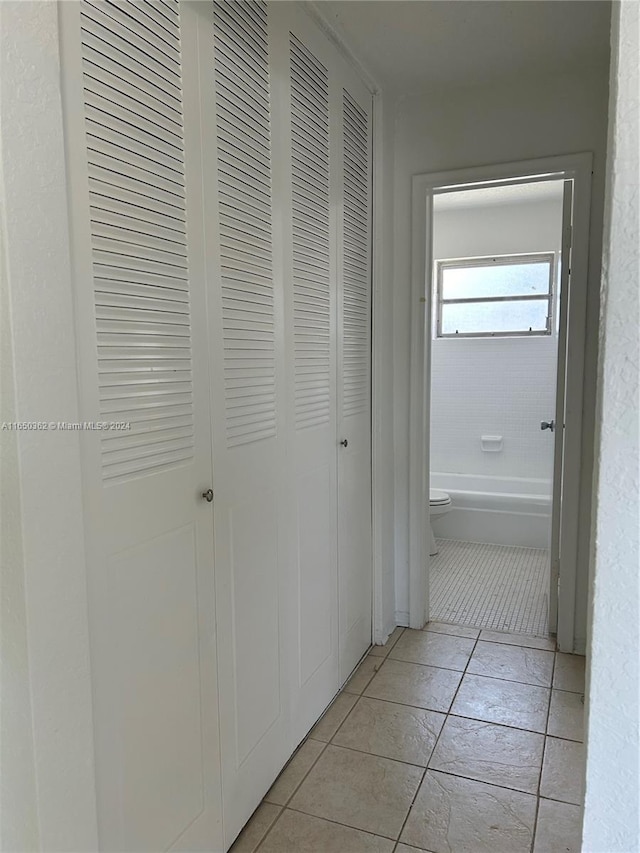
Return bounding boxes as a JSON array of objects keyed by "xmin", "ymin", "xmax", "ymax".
[
  {"xmin": 202, "ymin": 488, "xmax": 214, "ymax": 502},
  {"xmin": 340, "ymin": 439, "xmax": 348, "ymax": 447}
]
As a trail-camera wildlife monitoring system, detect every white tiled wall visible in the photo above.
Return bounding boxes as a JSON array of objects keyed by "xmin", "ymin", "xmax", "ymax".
[{"xmin": 431, "ymin": 196, "xmax": 563, "ymax": 483}]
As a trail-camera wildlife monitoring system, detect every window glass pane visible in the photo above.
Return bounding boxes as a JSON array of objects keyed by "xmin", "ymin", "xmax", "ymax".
[
  {"xmin": 442, "ymin": 261, "xmax": 551, "ymax": 300},
  {"xmin": 441, "ymin": 298, "xmax": 549, "ymax": 335}
]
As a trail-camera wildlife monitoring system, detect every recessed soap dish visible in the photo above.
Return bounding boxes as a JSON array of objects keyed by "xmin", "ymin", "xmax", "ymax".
[{"xmin": 481, "ymin": 435, "xmax": 503, "ymax": 452}]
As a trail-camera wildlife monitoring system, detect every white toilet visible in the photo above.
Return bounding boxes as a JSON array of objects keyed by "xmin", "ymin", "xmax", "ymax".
[{"xmin": 429, "ymin": 489, "xmax": 452, "ymax": 556}]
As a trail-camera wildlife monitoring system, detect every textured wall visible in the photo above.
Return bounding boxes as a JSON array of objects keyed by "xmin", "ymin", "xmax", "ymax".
[
  {"xmin": 392, "ymin": 60, "xmax": 611, "ymax": 631},
  {"xmin": 583, "ymin": 2, "xmax": 640, "ymax": 850},
  {"xmin": 431, "ymin": 198, "xmax": 562, "ymax": 484}
]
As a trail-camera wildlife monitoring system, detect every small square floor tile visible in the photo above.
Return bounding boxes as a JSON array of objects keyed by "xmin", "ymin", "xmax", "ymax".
[
  {"xmin": 547, "ymin": 690, "xmax": 584, "ymax": 742},
  {"xmin": 390, "ymin": 630, "xmax": 475, "ymax": 671},
  {"xmin": 533, "ymin": 798, "xmax": 583, "ymax": 853},
  {"xmin": 429, "ymin": 716, "xmax": 544, "ymax": 794},
  {"xmin": 452, "ymin": 673, "xmax": 549, "ymax": 733},
  {"xmin": 480, "ymin": 629, "xmax": 556, "ymax": 651},
  {"xmin": 364, "ymin": 658, "xmax": 462, "ymax": 713},
  {"xmin": 264, "ymin": 740, "xmax": 325, "ymax": 805},
  {"xmin": 333, "ymin": 696, "xmax": 445, "ymax": 766},
  {"xmin": 309, "ymin": 692, "xmax": 358, "ymax": 742},
  {"xmin": 289, "ymin": 744, "xmax": 422, "ymax": 839},
  {"xmin": 344, "ymin": 655, "xmax": 384, "ymax": 694},
  {"xmin": 401, "ymin": 770, "xmax": 537, "ymax": 853},
  {"xmin": 540, "ymin": 737, "xmax": 585, "ymax": 805},
  {"xmin": 258, "ymin": 809, "xmax": 395, "ymax": 853},
  {"xmin": 468, "ymin": 642, "xmax": 554, "ymax": 687},
  {"xmin": 230, "ymin": 803, "xmax": 281, "ymax": 853},
  {"xmin": 553, "ymin": 653, "xmax": 585, "ymax": 693},
  {"xmin": 369, "ymin": 627, "xmax": 404, "ymax": 657},
  {"xmin": 424, "ymin": 621, "xmax": 480, "ymax": 639}
]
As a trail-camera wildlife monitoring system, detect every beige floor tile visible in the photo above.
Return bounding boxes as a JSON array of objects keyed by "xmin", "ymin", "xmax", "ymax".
[
  {"xmin": 344, "ymin": 654, "xmax": 384, "ymax": 694},
  {"xmin": 540, "ymin": 737, "xmax": 585, "ymax": 805},
  {"xmin": 429, "ymin": 716, "xmax": 544, "ymax": 794},
  {"xmin": 370, "ymin": 627, "xmax": 405, "ymax": 657},
  {"xmin": 308, "ymin": 692, "xmax": 358, "ymax": 742},
  {"xmin": 468, "ymin": 641, "xmax": 554, "ymax": 687},
  {"xmin": 288, "ymin": 744, "xmax": 422, "ymax": 839},
  {"xmin": 395, "ymin": 845, "xmax": 433, "ymax": 853},
  {"xmin": 533, "ymin": 798, "xmax": 583, "ymax": 853},
  {"xmin": 424, "ymin": 621, "xmax": 480, "ymax": 639},
  {"xmin": 230, "ymin": 803, "xmax": 281, "ymax": 853},
  {"xmin": 553, "ymin": 653, "xmax": 586, "ymax": 693},
  {"xmin": 401, "ymin": 770, "xmax": 537, "ymax": 853},
  {"xmin": 480, "ymin": 629, "xmax": 556, "ymax": 651},
  {"xmin": 452, "ymin": 673, "xmax": 550, "ymax": 733},
  {"xmin": 390, "ymin": 630, "xmax": 475, "ymax": 671},
  {"xmin": 258, "ymin": 810, "xmax": 395, "ymax": 853},
  {"xmin": 364, "ymin": 658, "xmax": 462, "ymax": 713},
  {"xmin": 333, "ymin": 696, "xmax": 445, "ymax": 766},
  {"xmin": 264, "ymin": 740, "xmax": 325, "ymax": 806},
  {"xmin": 547, "ymin": 690, "xmax": 584, "ymax": 742}
]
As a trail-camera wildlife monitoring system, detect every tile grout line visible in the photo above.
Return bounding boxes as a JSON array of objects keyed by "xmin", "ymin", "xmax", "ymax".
[
  {"xmin": 255, "ymin": 634, "xmax": 407, "ymax": 852},
  {"xmin": 244, "ymin": 804, "xmax": 283, "ymax": 853},
  {"xmin": 529, "ymin": 647, "xmax": 557, "ymax": 853},
  {"xmin": 251, "ymin": 625, "xmax": 582, "ymax": 852},
  {"xmin": 277, "ymin": 803, "xmax": 400, "ymax": 843},
  {"xmin": 394, "ymin": 629, "xmax": 483, "ymax": 848}
]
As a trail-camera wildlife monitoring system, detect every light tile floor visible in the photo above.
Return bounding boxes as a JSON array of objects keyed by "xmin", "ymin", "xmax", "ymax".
[
  {"xmin": 231, "ymin": 623, "xmax": 586, "ymax": 853},
  {"xmin": 430, "ymin": 539, "xmax": 549, "ymax": 636}
]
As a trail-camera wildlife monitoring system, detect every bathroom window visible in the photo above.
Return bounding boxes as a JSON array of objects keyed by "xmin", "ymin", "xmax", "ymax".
[{"xmin": 435, "ymin": 253, "xmax": 555, "ymax": 338}]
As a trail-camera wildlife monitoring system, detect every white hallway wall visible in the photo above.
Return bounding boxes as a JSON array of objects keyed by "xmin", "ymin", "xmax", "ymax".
[
  {"xmin": 583, "ymin": 1, "xmax": 639, "ymax": 849},
  {"xmin": 0, "ymin": 2, "xmax": 99, "ymax": 850},
  {"xmin": 431, "ymin": 198, "xmax": 562, "ymax": 485},
  {"xmin": 391, "ymin": 61, "xmax": 611, "ymax": 645}
]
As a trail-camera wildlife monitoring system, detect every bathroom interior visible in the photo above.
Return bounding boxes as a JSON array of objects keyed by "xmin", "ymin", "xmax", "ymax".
[{"xmin": 428, "ymin": 179, "xmax": 564, "ymax": 637}]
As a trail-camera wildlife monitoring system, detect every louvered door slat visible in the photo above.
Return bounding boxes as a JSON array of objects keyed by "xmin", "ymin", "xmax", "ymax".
[
  {"xmin": 80, "ymin": 0, "xmax": 194, "ymax": 484},
  {"xmin": 289, "ymin": 34, "xmax": 330, "ymax": 431},
  {"xmin": 341, "ymin": 91, "xmax": 370, "ymax": 419},
  {"xmin": 213, "ymin": 0, "xmax": 275, "ymax": 448}
]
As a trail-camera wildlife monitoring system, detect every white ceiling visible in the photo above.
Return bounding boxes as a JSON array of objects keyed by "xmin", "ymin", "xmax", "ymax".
[
  {"xmin": 434, "ymin": 179, "xmax": 564, "ymax": 211},
  {"xmin": 315, "ymin": 1, "xmax": 611, "ymax": 94}
]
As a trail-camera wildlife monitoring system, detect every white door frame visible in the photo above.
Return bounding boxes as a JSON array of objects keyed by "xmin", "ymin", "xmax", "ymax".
[{"xmin": 408, "ymin": 153, "xmax": 592, "ymax": 652}]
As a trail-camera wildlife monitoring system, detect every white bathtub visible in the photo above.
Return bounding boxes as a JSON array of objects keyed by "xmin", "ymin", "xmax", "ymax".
[{"xmin": 430, "ymin": 472, "xmax": 552, "ymax": 549}]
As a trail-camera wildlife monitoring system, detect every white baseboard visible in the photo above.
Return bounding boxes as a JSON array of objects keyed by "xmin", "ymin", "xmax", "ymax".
[{"xmin": 394, "ymin": 610, "xmax": 410, "ymax": 627}]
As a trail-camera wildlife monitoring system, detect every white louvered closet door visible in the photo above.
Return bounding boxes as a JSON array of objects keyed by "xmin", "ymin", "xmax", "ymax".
[
  {"xmin": 199, "ymin": 1, "xmax": 290, "ymax": 845},
  {"xmin": 337, "ymin": 77, "xmax": 373, "ymax": 682},
  {"xmin": 59, "ymin": 2, "xmax": 222, "ymax": 851},
  {"xmin": 270, "ymin": 3, "xmax": 340, "ymax": 747}
]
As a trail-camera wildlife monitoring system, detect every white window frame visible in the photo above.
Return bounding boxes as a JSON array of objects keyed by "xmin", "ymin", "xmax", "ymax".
[{"xmin": 435, "ymin": 252, "xmax": 556, "ymax": 338}]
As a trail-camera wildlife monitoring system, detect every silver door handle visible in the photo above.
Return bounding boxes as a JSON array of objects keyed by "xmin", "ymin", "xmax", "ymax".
[
  {"xmin": 541, "ymin": 421, "xmax": 555, "ymax": 432},
  {"xmin": 202, "ymin": 488, "xmax": 214, "ymax": 502}
]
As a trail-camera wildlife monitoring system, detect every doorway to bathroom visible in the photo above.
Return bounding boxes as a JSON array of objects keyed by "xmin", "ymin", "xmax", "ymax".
[
  {"xmin": 408, "ymin": 155, "xmax": 593, "ymax": 652},
  {"xmin": 429, "ymin": 181, "xmax": 563, "ymax": 636}
]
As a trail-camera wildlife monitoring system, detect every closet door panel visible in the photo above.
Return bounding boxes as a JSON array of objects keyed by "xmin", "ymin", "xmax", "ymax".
[
  {"xmin": 201, "ymin": 1, "xmax": 289, "ymax": 844},
  {"xmin": 271, "ymin": 3, "xmax": 340, "ymax": 745},
  {"xmin": 337, "ymin": 81, "xmax": 373, "ymax": 683},
  {"xmin": 60, "ymin": 2, "xmax": 222, "ymax": 850}
]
